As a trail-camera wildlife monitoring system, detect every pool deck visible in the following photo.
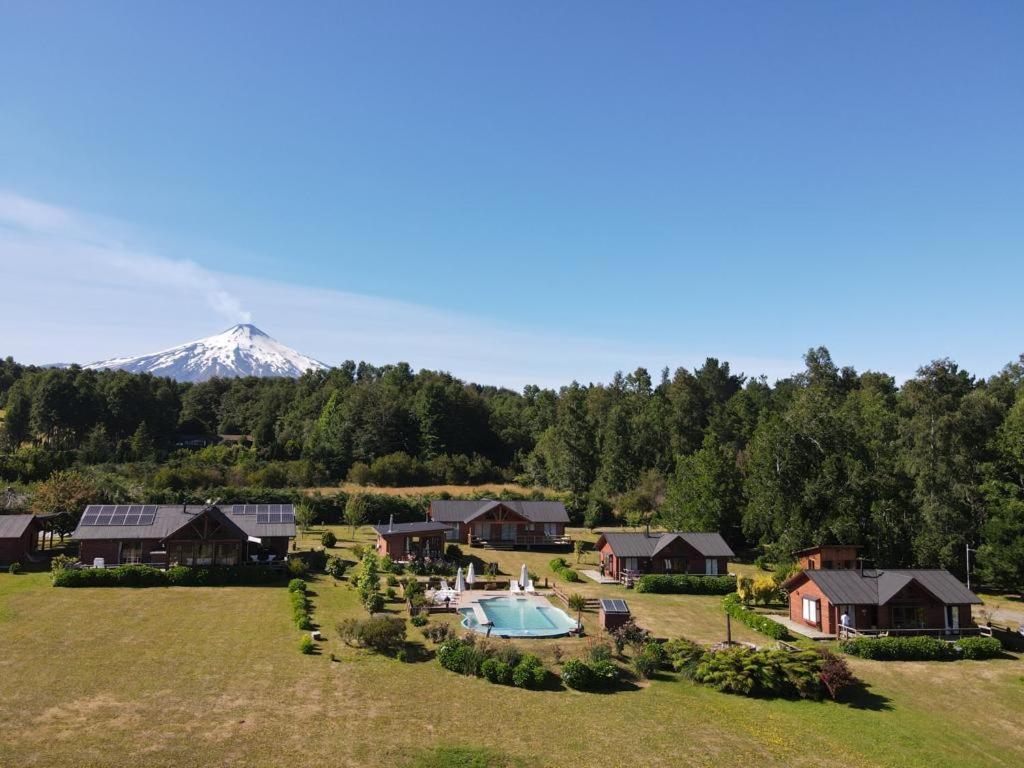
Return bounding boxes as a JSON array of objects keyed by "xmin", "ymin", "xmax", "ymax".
[{"xmin": 455, "ymin": 589, "xmax": 578, "ymax": 637}]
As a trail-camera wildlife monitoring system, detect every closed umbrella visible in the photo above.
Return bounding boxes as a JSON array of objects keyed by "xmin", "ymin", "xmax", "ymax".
[
  {"xmin": 466, "ymin": 562, "xmax": 476, "ymax": 588},
  {"xmin": 454, "ymin": 566, "xmax": 465, "ymax": 593},
  {"xmin": 520, "ymin": 563, "xmax": 529, "ymax": 590}
]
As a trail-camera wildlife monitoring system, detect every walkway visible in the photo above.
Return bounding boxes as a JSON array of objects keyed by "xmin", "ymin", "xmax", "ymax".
[
  {"xmin": 581, "ymin": 569, "xmax": 618, "ymax": 584},
  {"xmin": 766, "ymin": 615, "xmax": 834, "ymax": 641}
]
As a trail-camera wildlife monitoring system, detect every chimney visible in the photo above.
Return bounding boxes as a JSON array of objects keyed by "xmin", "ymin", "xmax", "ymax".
[{"xmin": 388, "ymin": 514, "xmax": 394, "ymax": 533}]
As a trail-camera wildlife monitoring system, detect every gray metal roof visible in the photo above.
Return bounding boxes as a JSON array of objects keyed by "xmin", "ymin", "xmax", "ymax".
[
  {"xmin": 798, "ymin": 569, "xmax": 982, "ymax": 605},
  {"xmin": 72, "ymin": 504, "xmax": 296, "ymax": 541},
  {"xmin": 372, "ymin": 521, "xmax": 450, "ymax": 535},
  {"xmin": 598, "ymin": 531, "xmax": 735, "ymax": 558},
  {"xmin": 0, "ymin": 514, "xmax": 38, "ymax": 539},
  {"xmin": 429, "ymin": 499, "xmax": 569, "ymax": 524}
]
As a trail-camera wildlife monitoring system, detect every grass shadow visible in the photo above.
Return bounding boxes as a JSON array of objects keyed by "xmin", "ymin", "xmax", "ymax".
[{"xmin": 840, "ymin": 680, "xmax": 893, "ymax": 711}]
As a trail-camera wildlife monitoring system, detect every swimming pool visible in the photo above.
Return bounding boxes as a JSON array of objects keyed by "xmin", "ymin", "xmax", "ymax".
[{"xmin": 459, "ymin": 596, "xmax": 579, "ymax": 638}]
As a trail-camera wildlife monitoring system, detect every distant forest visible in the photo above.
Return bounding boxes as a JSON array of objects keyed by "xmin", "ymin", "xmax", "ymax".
[{"xmin": 1, "ymin": 347, "xmax": 1023, "ymax": 590}]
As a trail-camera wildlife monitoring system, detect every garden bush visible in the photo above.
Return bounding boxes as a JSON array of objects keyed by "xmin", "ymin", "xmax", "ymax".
[
  {"xmin": 693, "ymin": 646, "xmax": 824, "ymax": 699},
  {"xmin": 410, "ymin": 614, "xmax": 428, "ymax": 627},
  {"xmin": 955, "ymin": 636, "xmax": 1003, "ymax": 659},
  {"xmin": 290, "ymin": 588, "xmax": 313, "ymax": 630},
  {"xmin": 52, "ymin": 564, "xmax": 284, "ymax": 587},
  {"xmin": 560, "ymin": 659, "xmax": 593, "ymax": 690},
  {"xmin": 437, "ymin": 637, "xmax": 547, "ymax": 689},
  {"xmin": 610, "ymin": 620, "xmax": 651, "ymax": 655},
  {"xmin": 511, "ymin": 655, "xmax": 546, "ymax": 689},
  {"xmin": 636, "ymin": 574, "xmax": 736, "ymax": 595},
  {"xmin": 337, "ymin": 615, "xmax": 407, "ymax": 655},
  {"xmin": 839, "ymin": 635, "xmax": 960, "ymax": 661},
  {"xmin": 817, "ymin": 648, "xmax": 856, "ymax": 700},
  {"xmin": 321, "ymin": 530, "xmax": 337, "ymax": 548},
  {"xmin": 287, "ymin": 578, "xmax": 307, "ymax": 593},
  {"xmin": 481, "ymin": 658, "xmax": 513, "ymax": 685},
  {"xmin": 663, "ymin": 637, "xmax": 704, "ymax": 675},
  {"xmin": 424, "ymin": 622, "xmax": 455, "ymax": 644},
  {"xmin": 722, "ymin": 593, "xmax": 789, "ymax": 640},
  {"xmin": 548, "ymin": 557, "xmax": 580, "ymax": 583},
  {"xmin": 325, "ymin": 555, "xmax": 347, "ymax": 580},
  {"xmin": 8, "ymin": 562, "xmax": 22, "ymax": 574},
  {"xmin": 299, "ymin": 634, "xmax": 315, "ymax": 655},
  {"xmin": 633, "ymin": 641, "xmax": 668, "ymax": 679}
]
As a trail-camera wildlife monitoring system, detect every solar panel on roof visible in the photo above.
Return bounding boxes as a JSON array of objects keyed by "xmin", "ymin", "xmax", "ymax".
[{"xmin": 600, "ymin": 599, "xmax": 629, "ymax": 613}]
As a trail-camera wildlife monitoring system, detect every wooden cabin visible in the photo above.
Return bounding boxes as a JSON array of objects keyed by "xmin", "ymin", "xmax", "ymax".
[
  {"xmin": 792, "ymin": 544, "xmax": 862, "ymax": 570},
  {"xmin": 428, "ymin": 500, "xmax": 570, "ymax": 550},
  {"xmin": 72, "ymin": 503, "xmax": 295, "ymax": 567},
  {"xmin": 595, "ymin": 532, "xmax": 734, "ymax": 581},
  {"xmin": 373, "ymin": 521, "xmax": 448, "ymax": 561},
  {"xmin": 0, "ymin": 514, "xmax": 43, "ymax": 566},
  {"xmin": 783, "ymin": 568, "xmax": 982, "ymax": 637}
]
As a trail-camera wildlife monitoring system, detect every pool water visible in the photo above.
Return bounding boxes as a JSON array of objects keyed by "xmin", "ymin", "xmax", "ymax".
[{"xmin": 460, "ymin": 597, "xmax": 579, "ymax": 637}]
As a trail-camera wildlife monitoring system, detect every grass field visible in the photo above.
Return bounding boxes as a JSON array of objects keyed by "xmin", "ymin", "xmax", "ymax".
[{"xmin": 1, "ymin": 527, "xmax": 1023, "ymax": 768}]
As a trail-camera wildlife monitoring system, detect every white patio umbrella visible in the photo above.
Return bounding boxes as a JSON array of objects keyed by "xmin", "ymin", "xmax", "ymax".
[
  {"xmin": 466, "ymin": 562, "xmax": 476, "ymax": 588},
  {"xmin": 519, "ymin": 563, "xmax": 529, "ymax": 590},
  {"xmin": 454, "ymin": 566, "xmax": 465, "ymax": 593}
]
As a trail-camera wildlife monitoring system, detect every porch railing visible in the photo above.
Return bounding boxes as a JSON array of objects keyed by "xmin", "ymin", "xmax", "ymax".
[{"xmin": 836, "ymin": 625, "xmax": 985, "ymax": 640}]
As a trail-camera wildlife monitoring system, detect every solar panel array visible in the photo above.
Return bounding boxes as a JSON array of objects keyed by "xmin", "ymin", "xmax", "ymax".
[
  {"xmin": 600, "ymin": 598, "xmax": 629, "ymax": 613},
  {"xmin": 230, "ymin": 504, "xmax": 294, "ymax": 525},
  {"xmin": 81, "ymin": 505, "xmax": 158, "ymax": 526}
]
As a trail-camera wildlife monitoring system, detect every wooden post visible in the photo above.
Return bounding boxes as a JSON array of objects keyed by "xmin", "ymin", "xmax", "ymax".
[{"xmin": 726, "ymin": 613, "xmax": 732, "ymax": 645}]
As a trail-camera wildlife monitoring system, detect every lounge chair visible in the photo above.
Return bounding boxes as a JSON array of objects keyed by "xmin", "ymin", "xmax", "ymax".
[
  {"xmin": 525, "ymin": 580, "xmax": 537, "ymax": 594},
  {"xmin": 93, "ymin": 557, "xmax": 105, "ymax": 569},
  {"xmin": 510, "ymin": 581, "xmax": 523, "ymax": 595}
]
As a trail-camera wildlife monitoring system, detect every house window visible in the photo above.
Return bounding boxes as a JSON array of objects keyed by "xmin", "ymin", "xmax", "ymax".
[
  {"xmin": 802, "ymin": 597, "xmax": 819, "ymax": 625},
  {"xmin": 890, "ymin": 604, "xmax": 925, "ymax": 629},
  {"xmin": 705, "ymin": 558, "xmax": 719, "ymax": 575},
  {"xmin": 121, "ymin": 541, "xmax": 143, "ymax": 564},
  {"xmin": 544, "ymin": 523, "xmax": 558, "ymax": 537},
  {"xmin": 169, "ymin": 542, "xmax": 194, "ymax": 566},
  {"xmin": 216, "ymin": 543, "xmax": 239, "ymax": 565},
  {"xmin": 664, "ymin": 558, "xmax": 673, "ymax": 572},
  {"xmin": 445, "ymin": 524, "xmax": 460, "ymax": 541},
  {"xmin": 196, "ymin": 542, "xmax": 215, "ymax": 566}
]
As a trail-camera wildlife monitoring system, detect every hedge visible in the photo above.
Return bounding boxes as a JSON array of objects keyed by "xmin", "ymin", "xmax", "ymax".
[
  {"xmin": 549, "ymin": 557, "xmax": 580, "ymax": 583},
  {"xmin": 840, "ymin": 634, "xmax": 1002, "ymax": 661},
  {"xmin": 636, "ymin": 574, "xmax": 736, "ymax": 595},
  {"xmin": 722, "ymin": 593, "xmax": 790, "ymax": 640},
  {"xmin": 52, "ymin": 564, "xmax": 286, "ymax": 588}
]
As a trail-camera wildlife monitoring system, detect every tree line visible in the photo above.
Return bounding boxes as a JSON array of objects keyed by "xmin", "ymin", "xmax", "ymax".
[{"xmin": 1, "ymin": 348, "xmax": 1023, "ymax": 590}]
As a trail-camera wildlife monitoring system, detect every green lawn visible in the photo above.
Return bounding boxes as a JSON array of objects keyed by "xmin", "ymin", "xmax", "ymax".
[{"xmin": 1, "ymin": 526, "xmax": 1022, "ymax": 768}]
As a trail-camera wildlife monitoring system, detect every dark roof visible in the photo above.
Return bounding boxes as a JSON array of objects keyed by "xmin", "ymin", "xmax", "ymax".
[
  {"xmin": 791, "ymin": 544, "xmax": 863, "ymax": 556},
  {"xmin": 597, "ymin": 531, "xmax": 735, "ymax": 558},
  {"xmin": 792, "ymin": 569, "xmax": 981, "ymax": 606},
  {"xmin": 373, "ymin": 522, "xmax": 450, "ymax": 536},
  {"xmin": 72, "ymin": 504, "xmax": 296, "ymax": 541},
  {"xmin": 429, "ymin": 499, "xmax": 569, "ymax": 524},
  {"xmin": 599, "ymin": 598, "xmax": 630, "ymax": 614},
  {"xmin": 0, "ymin": 514, "xmax": 39, "ymax": 539}
]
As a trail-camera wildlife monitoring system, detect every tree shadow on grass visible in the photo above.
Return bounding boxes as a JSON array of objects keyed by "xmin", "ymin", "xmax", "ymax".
[
  {"xmin": 839, "ymin": 680, "xmax": 893, "ymax": 711},
  {"xmin": 401, "ymin": 641, "xmax": 436, "ymax": 663}
]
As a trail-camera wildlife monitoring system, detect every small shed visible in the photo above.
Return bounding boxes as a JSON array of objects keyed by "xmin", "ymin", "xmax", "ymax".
[
  {"xmin": 0, "ymin": 514, "xmax": 43, "ymax": 566},
  {"xmin": 598, "ymin": 598, "xmax": 631, "ymax": 631}
]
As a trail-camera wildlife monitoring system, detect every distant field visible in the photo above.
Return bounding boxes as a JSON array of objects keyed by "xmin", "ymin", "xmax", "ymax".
[
  {"xmin": 2, "ymin": 528, "xmax": 1022, "ymax": 768},
  {"xmin": 302, "ymin": 482, "xmax": 562, "ymax": 498}
]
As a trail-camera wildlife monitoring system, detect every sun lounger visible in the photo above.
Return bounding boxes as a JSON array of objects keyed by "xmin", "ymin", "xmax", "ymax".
[
  {"xmin": 525, "ymin": 580, "xmax": 537, "ymax": 594},
  {"xmin": 510, "ymin": 582, "xmax": 522, "ymax": 595}
]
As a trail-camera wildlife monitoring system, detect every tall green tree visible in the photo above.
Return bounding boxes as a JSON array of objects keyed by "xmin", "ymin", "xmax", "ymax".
[{"xmin": 661, "ymin": 434, "xmax": 742, "ymax": 538}]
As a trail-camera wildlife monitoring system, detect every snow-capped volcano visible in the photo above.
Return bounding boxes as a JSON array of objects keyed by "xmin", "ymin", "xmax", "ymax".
[{"xmin": 86, "ymin": 324, "xmax": 328, "ymax": 382}]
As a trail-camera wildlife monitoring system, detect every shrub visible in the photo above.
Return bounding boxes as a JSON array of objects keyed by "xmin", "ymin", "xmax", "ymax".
[
  {"xmin": 839, "ymin": 635, "xmax": 960, "ymax": 661},
  {"xmin": 664, "ymin": 637, "xmax": 705, "ymax": 676},
  {"xmin": 410, "ymin": 614, "xmax": 428, "ymax": 627},
  {"xmin": 425, "ymin": 623, "xmax": 455, "ymax": 644},
  {"xmin": 299, "ymin": 635, "xmax": 315, "ymax": 655},
  {"xmin": 494, "ymin": 643, "xmax": 523, "ymax": 668},
  {"xmin": 52, "ymin": 564, "xmax": 284, "ymax": 588},
  {"xmin": 636, "ymin": 574, "xmax": 736, "ymax": 595},
  {"xmin": 587, "ymin": 642, "xmax": 613, "ymax": 663},
  {"xmin": 337, "ymin": 616, "xmax": 407, "ymax": 655},
  {"xmin": 437, "ymin": 638, "xmax": 484, "ymax": 676},
  {"xmin": 8, "ymin": 562, "xmax": 22, "ymax": 575},
  {"xmin": 693, "ymin": 646, "xmax": 823, "ymax": 699},
  {"xmin": 722, "ymin": 593, "xmax": 789, "ymax": 640},
  {"xmin": 287, "ymin": 558, "xmax": 310, "ymax": 578},
  {"xmin": 633, "ymin": 641, "xmax": 668, "ymax": 679},
  {"xmin": 321, "ymin": 530, "xmax": 337, "ymax": 548},
  {"xmin": 325, "ymin": 555, "xmax": 347, "ymax": 580},
  {"xmin": 290, "ymin": 589, "xmax": 313, "ymax": 630},
  {"xmin": 610, "ymin": 620, "xmax": 651, "ymax": 655},
  {"xmin": 817, "ymin": 648, "xmax": 856, "ymax": 700},
  {"xmin": 511, "ymin": 654, "xmax": 546, "ymax": 689},
  {"xmin": 955, "ymin": 636, "xmax": 1002, "ymax": 660},
  {"xmin": 445, "ymin": 544, "xmax": 464, "ymax": 561},
  {"xmin": 50, "ymin": 554, "xmax": 78, "ymax": 575},
  {"xmin": 588, "ymin": 659, "xmax": 620, "ymax": 689},
  {"xmin": 361, "ymin": 591, "xmax": 385, "ymax": 614},
  {"xmin": 560, "ymin": 659, "xmax": 593, "ymax": 690},
  {"xmin": 287, "ymin": 578, "xmax": 307, "ymax": 593},
  {"xmin": 548, "ymin": 557, "xmax": 580, "ymax": 583},
  {"xmin": 481, "ymin": 658, "xmax": 513, "ymax": 685}
]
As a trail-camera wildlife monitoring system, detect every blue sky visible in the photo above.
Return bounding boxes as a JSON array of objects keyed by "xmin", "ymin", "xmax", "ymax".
[{"xmin": 1, "ymin": 2, "xmax": 1022, "ymax": 388}]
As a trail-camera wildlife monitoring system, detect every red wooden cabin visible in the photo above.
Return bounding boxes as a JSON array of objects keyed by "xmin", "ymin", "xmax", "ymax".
[
  {"xmin": 428, "ymin": 499, "xmax": 570, "ymax": 550},
  {"xmin": 594, "ymin": 531, "xmax": 734, "ymax": 581},
  {"xmin": 0, "ymin": 514, "xmax": 43, "ymax": 566},
  {"xmin": 373, "ymin": 520, "xmax": 448, "ymax": 561}
]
